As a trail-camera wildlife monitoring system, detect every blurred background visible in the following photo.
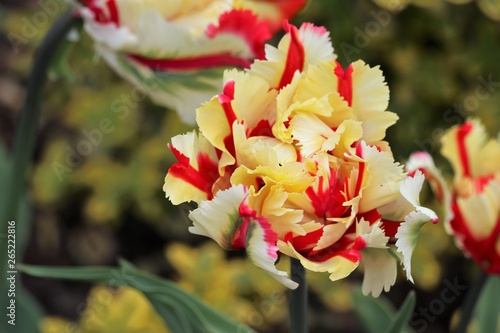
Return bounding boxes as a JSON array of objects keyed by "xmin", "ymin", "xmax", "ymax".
[{"xmin": 1, "ymin": 0, "xmax": 500, "ymax": 332}]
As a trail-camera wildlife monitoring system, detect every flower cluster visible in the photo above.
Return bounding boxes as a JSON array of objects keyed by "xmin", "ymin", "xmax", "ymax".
[
  {"xmin": 164, "ymin": 22, "xmax": 437, "ymax": 296},
  {"xmin": 79, "ymin": 0, "xmax": 306, "ymax": 124},
  {"xmin": 408, "ymin": 119, "xmax": 500, "ymax": 274}
]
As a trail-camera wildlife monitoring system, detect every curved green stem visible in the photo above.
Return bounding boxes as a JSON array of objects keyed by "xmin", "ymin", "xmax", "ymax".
[
  {"xmin": 454, "ymin": 269, "xmax": 489, "ymax": 333},
  {"xmin": 0, "ymin": 7, "xmax": 81, "ymax": 309},
  {"xmin": 289, "ymin": 258, "xmax": 308, "ymax": 333}
]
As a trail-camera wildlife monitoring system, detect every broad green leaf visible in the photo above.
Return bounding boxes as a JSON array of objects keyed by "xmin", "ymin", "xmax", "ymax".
[
  {"xmin": 18, "ymin": 260, "xmax": 256, "ymax": 333},
  {"xmin": 384, "ymin": 291, "xmax": 416, "ymax": 333},
  {"xmin": 475, "ymin": 276, "xmax": 500, "ymax": 333}
]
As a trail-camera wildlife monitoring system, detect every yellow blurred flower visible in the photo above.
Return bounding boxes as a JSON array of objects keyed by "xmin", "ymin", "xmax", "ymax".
[
  {"xmin": 41, "ymin": 286, "xmax": 169, "ymax": 333},
  {"xmin": 165, "ymin": 242, "xmax": 287, "ymax": 328}
]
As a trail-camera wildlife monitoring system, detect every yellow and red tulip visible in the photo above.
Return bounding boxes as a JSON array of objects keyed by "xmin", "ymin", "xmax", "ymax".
[
  {"xmin": 164, "ymin": 22, "xmax": 437, "ymax": 296},
  {"xmin": 409, "ymin": 119, "xmax": 500, "ymax": 274},
  {"xmin": 79, "ymin": 0, "xmax": 307, "ymax": 124}
]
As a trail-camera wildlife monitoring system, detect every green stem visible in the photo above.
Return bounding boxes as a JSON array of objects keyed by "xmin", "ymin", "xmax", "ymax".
[
  {"xmin": 454, "ymin": 269, "xmax": 489, "ymax": 333},
  {"xmin": 289, "ymin": 258, "xmax": 308, "ymax": 333},
  {"xmin": 0, "ymin": 8, "xmax": 81, "ymax": 302}
]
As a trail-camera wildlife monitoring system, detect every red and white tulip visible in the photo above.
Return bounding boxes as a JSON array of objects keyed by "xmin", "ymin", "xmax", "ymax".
[
  {"xmin": 409, "ymin": 119, "xmax": 500, "ymax": 274},
  {"xmin": 79, "ymin": 0, "xmax": 306, "ymax": 124}
]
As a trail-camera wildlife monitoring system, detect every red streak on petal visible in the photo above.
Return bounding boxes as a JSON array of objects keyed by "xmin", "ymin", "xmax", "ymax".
[
  {"xmin": 85, "ymin": 0, "xmax": 119, "ymax": 25},
  {"xmin": 247, "ymin": 119, "xmax": 273, "ymax": 137},
  {"xmin": 451, "ymin": 199, "xmax": 500, "ymax": 274},
  {"xmin": 254, "ymin": 216, "xmax": 279, "ymax": 259},
  {"xmin": 278, "ymin": 21, "xmax": 305, "ymax": 89},
  {"xmin": 381, "ymin": 220, "xmax": 402, "ymax": 238},
  {"xmin": 354, "ymin": 144, "xmax": 365, "ymax": 197},
  {"xmin": 233, "ymin": 200, "xmax": 278, "ymax": 259},
  {"xmin": 106, "ymin": 0, "xmax": 119, "ymax": 25},
  {"xmin": 358, "ymin": 209, "xmax": 382, "ymax": 225},
  {"xmin": 219, "ymin": 80, "xmax": 237, "ymax": 158},
  {"xmin": 306, "ymin": 173, "xmax": 349, "ymax": 220},
  {"xmin": 308, "ymin": 238, "xmax": 360, "ymax": 263},
  {"xmin": 334, "ymin": 62, "xmax": 354, "ymax": 106},
  {"xmin": 206, "ymin": 9, "xmax": 271, "ymax": 60},
  {"xmin": 169, "ymin": 143, "xmax": 189, "ymax": 165},
  {"xmin": 292, "ymin": 228, "xmax": 324, "ymax": 252},
  {"xmin": 129, "ymin": 53, "xmax": 252, "ymax": 71},
  {"xmin": 258, "ymin": 0, "xmax": 308, "ymax": 32},
  {"xmin": 168, "ymin": 145, "xmax": 218, "ymax": 200},
  {"xmin": 232, "ymin": 218, "xmax": 249, "ymax": 250},
  {"xmin": 474, "ymin": 175, "xmax": 495, "ymax": 194},
  {"xmin": 457, "ymin": 121, "xmax": 474, "ymax": 177},
  {"xmin": 298, "ymin": 224, "xmax": 361, "ymax": 263},
  {"xmin": 353, "ymin": 235, "xmax": 367, "ymax": 251}
]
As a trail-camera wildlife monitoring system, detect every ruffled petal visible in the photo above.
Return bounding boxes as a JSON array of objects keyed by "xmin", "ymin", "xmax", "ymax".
[
  {"xmin": 357, "ymin": 142, "xmax": 406, "ymax": 213},
  {"xmin": 361, "ymin": 249, "xmax": 397, "ymax": 297},
  {"xmin": 395, "ymin": 211, "xmax": 432, "ymax": 283},
  {"xmin": 251, "ymin": 22, "xmax": 335, "ymax": 89},
  {"xmin": 406, "ymin": 151, "xmax": 453, "ymax": 229},
  {"xmin": 188, "ymin": 185, "xmax": 247, "ymax": 250},
  {"xmin": 246, "ymin": 216, "xmax": 299, "ymax": 289},
  {"xmin": 164, "ymin": 131, "xmax": 220, "ymax": 204},
  {"xmin": 348, "ymin": 60, "xmax": 398, "ymax": 143}
]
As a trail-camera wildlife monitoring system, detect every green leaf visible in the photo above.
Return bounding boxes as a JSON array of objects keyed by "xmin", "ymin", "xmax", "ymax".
[
  {"xmin": 353, "ymin": 288, "xmax": 394, "ymax": 333},
  {"xmin": 353, "ymin": 288, "xmax": 416, "ymax": 333},
  {"xmin": 18, "ymin": 260, "xmax": 256, "ymax": 333},
  {"xmin": 0, "ymin": 142, "xmax": 44, "ymax": 333},
  {"xmin": 8, "ymin": 287, "xmax": 45, "ymax": 333},
  {"xmin": 475, "ymin": 276, "xmax": 500, "ymax": 333},
  {"xmin": 384, "ymin": 291, "xmax": 416, "ymax": 333}
]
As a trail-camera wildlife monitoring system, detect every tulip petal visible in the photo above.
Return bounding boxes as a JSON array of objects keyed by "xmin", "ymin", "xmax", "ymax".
[
  {"xmin": 441, "ymin": 118, "xmax": 500, "ymax": 178},
  {"xmin": 188, "ymin": 185, "xmax": 248, "ymax": 250},
  {"xmin": 395, "ymin": 211, "xmax": 431, "ymax": 283},
  {"xmin": 251, "ymin": 22, "xmax": 335, "ymax": 89},
  {"xmin": 164, "ymin": 131, "xmax": 220, "ymax": 204},
  {"xmin": 246, "ymin": 216, "xmax": 299, "ymax": 289},
  {"xmin": 349, "ymin": 61, "xmax": 398, "ymax": 143},
  {"xmin": 361, "ymin": 249, "xmax": 397, "ymax": 297},
  {"xmin": 406, "ymin": 151, "xmax": 453, "ymax": 229},
  {"xmin": 278, "ymin": 241, "xmax": 360, "ymax": 282},
  {"xmin": 357, "ymin": 142, "xmax": 406, "ymax": 213}
]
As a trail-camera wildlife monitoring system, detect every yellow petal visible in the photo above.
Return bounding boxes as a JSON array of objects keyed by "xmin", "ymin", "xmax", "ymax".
[
  {"xmin": 278, "ymin": 241, "xmax": 359, "ymax": 281},
  {"xmin": 351, "ymin": 60, "xmax": 398, "ymax": 143},
  {"xmin": 358, "ymin": 142, "xmax": 406, "ymax": 213}
]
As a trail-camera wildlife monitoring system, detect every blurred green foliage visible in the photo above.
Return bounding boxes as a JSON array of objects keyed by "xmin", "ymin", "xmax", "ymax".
[{"xmin": 1, "ymin": 0, "xmax": 500, "ymax": 332}]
